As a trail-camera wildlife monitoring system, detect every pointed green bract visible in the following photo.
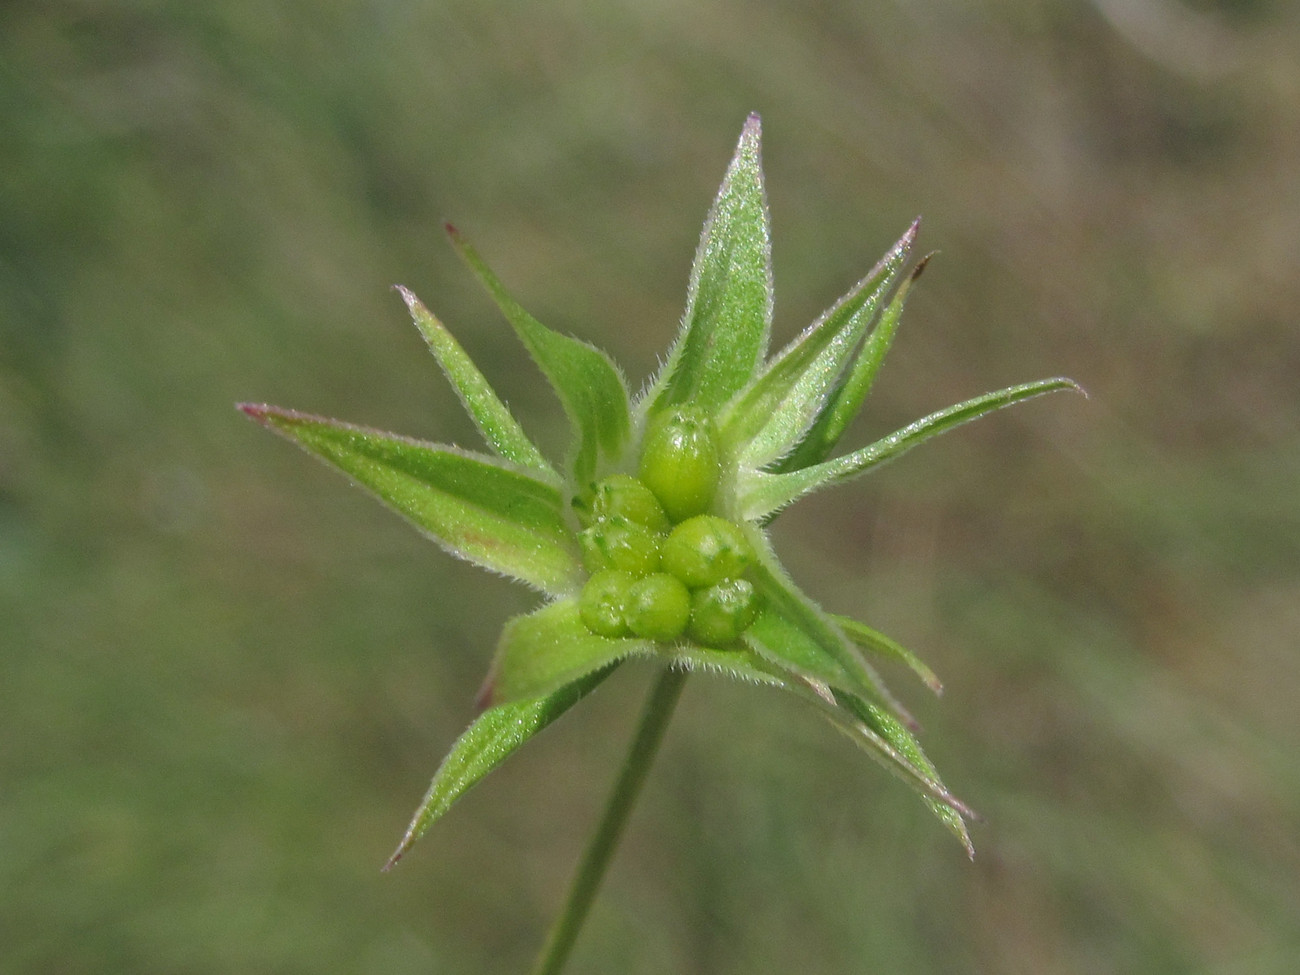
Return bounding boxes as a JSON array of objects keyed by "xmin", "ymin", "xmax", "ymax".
[
  {"xmin": 720, "ymin": 221, "xmax": 915, "ymax": 469},
  {"xmin": 679, "ymin": 636, "xmax": 972, "ymax": 848},
  {"xmin": 833, "ymin": 691, "xmax": 974, "ymax": 857},
  {"xmin": 383, "ymin": 666, "xmax": 616, "ymax": 870},
  {"xmin": 810, "ymin": 687, "xmax": 970, "ymax": 812},
  {"xmin": 743, "ymin": 601, "xmax": 853, "ymax": 692},
  {"xmin": 671, "ymin": 643, "xmax": 797, "ymax": 690},
  {"xmin": 739, "ymin": 378, "xmax": 1082, "ymax": 520},
  {"xmin": 743, "ymin": 561, "xmax": 902, "ymax": 717},
  {"xmin": 777, "ymin": 253, "xmax": 924, "ymax": 473},
  {"xmin": 240, "ymin": 406, "xmax": 582, "ymax": 594},
  {"xmin": 448, "ymin": 227, "xmax": 630, "ymax": 487},
  {"xmin": 489, "ymin": 599, "xmax": 653, "ymax": 706},
  {"xmin": 833, "ymin": 614, "xmax": 943, "ymax": 696},
  {"xmin": 742, "ymin": 527, "xmax": 913, "ymax": 714},
  {"xmin": 646, "ymin": 114, "xmax": 772, "ymax": 417},
  {"xmin": 397, "ymin": 286, "xmax": 556, "ymax": 480}
]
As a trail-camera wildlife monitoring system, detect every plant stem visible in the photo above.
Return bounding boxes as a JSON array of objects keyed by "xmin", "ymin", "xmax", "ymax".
[{"xmin": 529, "ymin": 666, "xmax": 688, "ymax": 975}]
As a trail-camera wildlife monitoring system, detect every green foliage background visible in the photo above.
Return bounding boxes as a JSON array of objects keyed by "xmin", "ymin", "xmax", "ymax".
[{"xmin": 4, "ymin": 2, "xmax": 1298, "ymax": 971}]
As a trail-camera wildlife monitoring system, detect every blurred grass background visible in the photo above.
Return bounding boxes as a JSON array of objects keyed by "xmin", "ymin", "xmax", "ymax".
[{"xmin": 3, "ymin": 0, "xmax": 1298, "ymax": 972}]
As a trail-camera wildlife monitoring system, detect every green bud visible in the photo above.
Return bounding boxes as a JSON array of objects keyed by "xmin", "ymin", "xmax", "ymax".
[
  {"xmin": 688, "ymin": 578, "xmax": 760, "ymax": 646},
  {"xmin": 623, "ymin": 572, "xmax": 691, "ymax": 642},
  {"xmin": 638, "ymin": 408, "xmax": 720, "ymax": 522},
  {"xmin": 579, "ymin": 516, "xmax": 662, "ymax": 576},
  {"xmin": 660, "ymin": 515, "xmax": 755, "ymax": 589},
  {"xmin": 590, "ymin": 474, "xmax": 670, "ymax": 533},
  {"xmin": 579, "ymin": 569, "xmax": 637, "ymax": 638}
]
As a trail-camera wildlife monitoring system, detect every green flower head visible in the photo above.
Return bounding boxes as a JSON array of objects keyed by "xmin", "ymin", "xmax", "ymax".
[{"xmin": 241, "ymin": 114, "xmax": 1078, "ymax": 867}]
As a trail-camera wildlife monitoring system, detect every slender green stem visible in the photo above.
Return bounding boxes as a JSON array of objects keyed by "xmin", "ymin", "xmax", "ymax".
[{"xmin": 529, "ymin": 666, "xmax": 689, "ymax": 975}]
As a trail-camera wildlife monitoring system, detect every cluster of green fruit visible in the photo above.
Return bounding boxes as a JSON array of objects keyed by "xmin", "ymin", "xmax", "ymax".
[{"xmin": 575, "ymin": 408, "xmax": 759, "ymax": 646}]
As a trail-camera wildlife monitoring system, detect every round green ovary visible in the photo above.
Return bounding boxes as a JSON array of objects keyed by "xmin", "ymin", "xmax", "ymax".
[
  {"xmin": 688, "ymin": 578, "xmax": 760, "ymax": 646},
  {"xmin": 624, "ymin": 573, "xmax": 691, "ymax": 641},
  {"xmin": 638, "ymin": 408, "xmax": 720, "ymax": 522},
  {"xmin": 579, "ymin": 516, "xmax": 661, "ymax": 576},
  {"xmin": 590, "ymin": 474, "xmax": 670, "ymax": 533},
  {"xmin": 661, "ymin": 515, "xmax": 755, "ymax": 588},
  {"xmin": 579, "ymin": 569, "xmax": 637, "ymax": 638}
]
